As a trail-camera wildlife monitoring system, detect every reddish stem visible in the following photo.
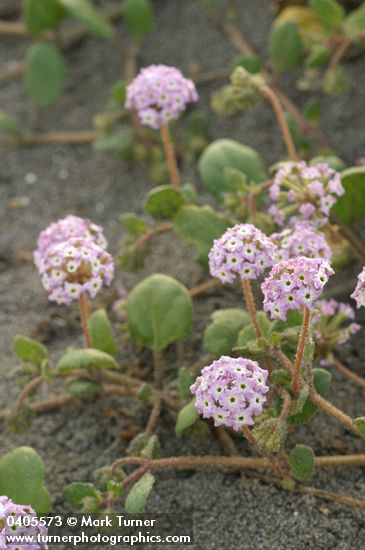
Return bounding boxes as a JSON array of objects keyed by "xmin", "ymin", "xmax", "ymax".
[
  {"xmin": 160, "ymin": 123, "xmax": 181, "ymax": 189},
  {"xmin": 79, "ymin": 293, "xmax": 92, "ymax": 348},
  {"xmin": 292, "ymin": 307, "xmax": 311, "ymax": 396}
]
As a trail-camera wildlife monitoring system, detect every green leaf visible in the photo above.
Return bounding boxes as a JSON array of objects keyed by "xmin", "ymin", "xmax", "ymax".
[
  {"xmin": 137, "ymin": 383, "xmax": 154, "ymax": 406},
  {"xmin": 271, "ymin": 369, "xmax": 291, "ymax": 386},
  {"xmin": 303, "ymin": 99, "xmax": 322, "ymax": 124},
  {"xmin": 178, "ymin": 367, "xmax": 196, "ymax": 400},
  {"xmin": 270, "ymin": 21, "xmax": 304, "ymax": 71},
  {"xmin": 175, "ymin": 398, "xmax": 200, "ymax": 437},
  {"xmin": 125, "ymin": 472, "xmax": 155, "ymax": 513},
  {"xmin": 64, "ymin": 482, "xmax": 100, "ymax": 508},
  {"xmin": 93, "ymin": 128, "xmax": 134, "ymax": 153},
  {"xmin": 13, "ymin": 335, "xmax": 48, "ymax": 366},
  {"xmin": 25, "ymin": 42, "xmax": 66, "ymax": 105},
  {"xmin": 57, "ymin": 348, "xmax": 117, "ymax": 371},
  {"xmin": 332, "ymin": 166, "xmax": 365, "ymax": 224},
  {"xmin": 126, "ymin": 274, "xmax": 193, "ymax": 351},
  {"xmin": 173, "ymin": 205, "xmax": 231, "ymax": 265},
  {"xmin": 120, "ymin": 213, "xmax": 148, "ymax": 237},
  {"xmin": 204, "ymin": 308, "xmax": 250, "ymax": 357},
  {"xmin": 309, "ymin": 0, "xmax": 344, "ymax": 30},
  {"xmin": 180, "ymin": 183, "xmax": 198, "ymax": 204},
  {"xmin": 288, "ymin": 368, "xmax": 331, "ymax": 426},
  {"xmin": 289, "ymin": 444, "xmax": 315, "ymax": 480},
  {"xmin": 0, "ymin": 447, "xmax": 51, "ymax": 514},
  {"xmin": 231, "ymin": 54, "xmax": 263, "ymax": 74},
  {"xmin": 344, "ymin": 4, "xmax": 365, "ymax": 42},
  {"xmin": 123, "ymin": 0, "xmax": 154, "ymax": 38},
  {"xmin": 65, "ymin": 378, "xmax": 102, "ymax": 398},
  {"xmin": 88, "ymin": 308, "xmax": 117, "ymax": 357},
  {"xmin": 59, "ymin": 0, "xmax": 113, "ymax": 37},
  {"xmin": 0, "ymin": 111, "xmax": 22, "ymax": 138},
  {"xmin": 305, "ymin": 45, "xmax": 331, "ymax": 69},
  {"xmin": 24, "ymin": 0, "xmax": 66, "ymax": 34},
  {"xmin": 353, "ymin": 417, "xmax": 365, "ymax": 439},
  {"xmin": 199, "ymin": 139, "xmax": 267, "ymax": 200},
  {"xmin": 144, "ymin": 185, "xmax": 184, "ymax": 219}
]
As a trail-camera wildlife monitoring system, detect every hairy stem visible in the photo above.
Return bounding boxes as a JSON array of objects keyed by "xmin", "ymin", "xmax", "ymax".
[
  {"xmin": 309, "ymin": 391, "xmax": 362, "ymax": 437},
  {"xmin": 14, "ymin": 377, "xmax": 44, "ymax": 414},
  {"xmin": 332, "ymin": 359, "xmax": 365, "ymax": 392},
  {"xmin": 132, "ymin": 223, "xmax": 173, "ymax": 253},
  {"xmin": 241, "ymin": 279, "xmax": 273, "ymax": 375},
  {"xmin": 160, "ymin": 123, "xmax": 181, "ymax": 189},
  {"xmin": 153, "ymin": 349, "xmax": 164, "ymax": 388},
  {"xmin": 259, "ymin": 85, "xmax": 298, "ymax": 162},
  {"xmin": 189, "ymin": 278, "xmax": 221, "ymax": 298},
  {"xmin": 292, "ymin": 308, "xmax": 311, "ymax": 396},
  {"xmin": 241, "ymin": 280, "xmax": 261, "ymax": 338},
  {"xmin": 79, "ymin": 293, "xmax": 92, "ymax": 348},
  {"xmin": 145, "ymin": 397, "xmax": 162, "ymax": 436},
  {"xmin": 112, "ymin": 453, "xmax": 365, "ymax": 474}
]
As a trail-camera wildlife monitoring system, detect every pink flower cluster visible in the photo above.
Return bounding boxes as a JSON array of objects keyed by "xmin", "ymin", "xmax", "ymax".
[
  {"xmin": 125, "ymin": 64, "xmax": 198, "ymax": 129},
  {"xmin": 269, "ymin": 161, "xmax": 344, "ymax": 227},
  {"xmin": 34, "ymin": 216, "xmax": 114, "ymax": 305},
  {"xmin": 351, "ymin": 267, "xmax": 365, "ymax": 308},
  {"xmin": 312, "ymin": 299, "xmax": 360, "ymax": 347},
  {"xmin": 190, "ymin": 356, "xmax": 269, "ymax": 431},
  {"xmin": 34, "ymin": 215, "xmax": 106, "ymax": 269},
  {"xmin": 37, "ymin": 237, "xmax": 114, "ymax": 305},
  {"xmin": 208, "ymin": 223, "xmax": 276, "ymax": 284},
  {"xmin": 0, "ymin": 495, "xmax": 48, "ymax": 549},
  {"xmin": 261, "ymin": 257, "xmax": 334, "ymax": 320},
  {"xmin": 271, "ymin": 223, "xmax": 332, "ymax": 262}
]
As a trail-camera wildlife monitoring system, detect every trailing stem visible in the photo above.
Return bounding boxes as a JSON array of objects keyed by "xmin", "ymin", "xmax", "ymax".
[
  {"xmin": 79, "ymin": 293, "xmax": 92, "ymax": 348},
  {"xmin": 292, "ymin": 307, "xmax": 311, "ymax": 396},
  {"xmin": 259, "ymin": 85, "xmax": 299, "ymax": 162},
  {"xmin": 160, "ymin": 123, "xmax": 181, "ymax": 189},
  {"xmin": 332, "ymin": 359, "xmax": 365, "ymax": 391}
]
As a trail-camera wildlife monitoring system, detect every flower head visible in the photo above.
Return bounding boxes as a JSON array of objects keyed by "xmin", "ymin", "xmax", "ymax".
[
  {"xmin": 34, "ymin": 215, "xmax": 107, "ymax": 269},
  {"xmin": 271, "ymin": 222, "xmax": 332, "ymax": 262},
  {"xmin": 37, "ymin": 237, "xmax": 114, "ymax": 305},
  {"xmin": 125, "ymin": 64, "xmax": 198, "ymax": 129},
  {"xmin": 262, "ymin": 257, "xmax": 334, "ymax": 320},
  {"xmin": 208, "ymin": 223, "xmax": 276, "ymax": 284},
  {"xmin": 269, "ymin": 161, "xmax": 344, "ymax": 227},
  {"xmin": 0, "ymin": 495, "xmax": 48, "ymax": 549},
  {"xmin": 351, "ymin": 267, "xmax": 365, "ymax": 308},
  {"xmin": 190, "ymin": 356, "xmax": 269, "ymax": 431}
]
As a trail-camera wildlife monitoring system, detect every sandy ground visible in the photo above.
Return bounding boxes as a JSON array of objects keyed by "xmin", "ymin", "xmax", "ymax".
[{"xmin": 1, "ymin": 1, "xmax": 365, "ymax": 548}]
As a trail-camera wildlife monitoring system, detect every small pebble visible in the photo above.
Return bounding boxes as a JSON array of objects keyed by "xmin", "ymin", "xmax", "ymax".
[{"xmin": 24, "ymin": 172, "xmax": 37, "ymax": 185}]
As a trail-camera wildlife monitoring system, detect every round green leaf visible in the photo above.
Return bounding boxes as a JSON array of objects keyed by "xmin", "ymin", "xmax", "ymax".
[
  {"xmin": 88, "ymin": 308, "xmax": 117, "ymax": 357},
  {"xmin": 125, "ymin": 472, "xmax": 155, "ymax": 514},
  {"xmin": 64, "ymin": 482, "xmax": 100, "ymax": 508},
  {"xmin": 123, "ymin": 0, "xmax": 154, "ymax": 38},
  {"xmin": 199, "ymin": 139, "xmax": 267, "ymax": 200},
  {"xmin": 126, "ymin": 274, "xmax": 193, "ymax": 351},
  {"xmin": 59, "ymin": 0, "xmax": 113, "ymax": 37},
  {"xmin": 288, "ymin": 368, "xmax": 331, "ymax": 426},
  {"xmin": 144, "ymin": 185, "xmax": 184, "ymax": 219},
  {"xmin": 204, "ymin": 308, "xmax": 250, "ymax": 357},
  {"xmin": 25, "ymin": 42, "xmax": 66, "ymax": 105},
  {"xmin": 57, "ymin": 348, "xmax": 117, "ymax": 371},
  {"xmin": 0, "ymin": 447, "xmax": 51, "ymax": 514},
  {"xmin": 332, "ymin": 166, "xmax": 365, "ymax": 224},
  {"xmin": 289, "ymin": 444, "xmax": 315, "ymax": 480},
  {"xmin": 309, "ymin": 0, "xmax": 344, "ymax": 31},
  {"xmin": 173, "ymin": 205, "xmax": 231, "ymax": 266},
  {"xmin": 270, "ymin": 21, "xmax": 304, "ymax": 71},
  {"xmin": 24, "ymin": 0, "xmax": 66, "ymax": 34}
]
